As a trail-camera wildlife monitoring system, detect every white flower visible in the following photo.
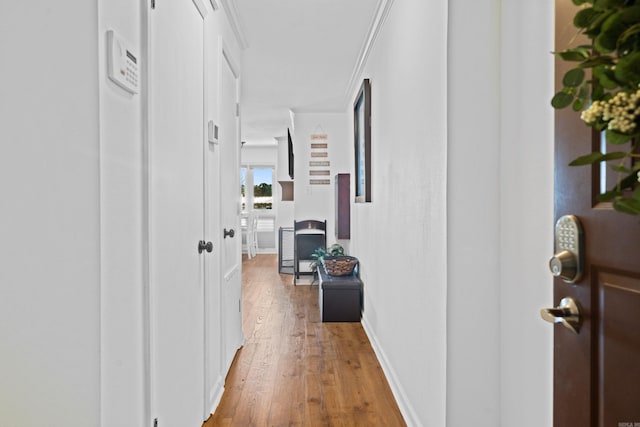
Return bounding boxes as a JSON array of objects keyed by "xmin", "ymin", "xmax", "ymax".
[{"xmin": 581, "ymin": 87, "xmax": 640, "ymax": 134}]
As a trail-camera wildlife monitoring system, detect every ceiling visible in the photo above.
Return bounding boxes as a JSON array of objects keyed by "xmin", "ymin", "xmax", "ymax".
[{"xmin": 235, "ymin": 0, "xmax": 379, "ymax": 145}]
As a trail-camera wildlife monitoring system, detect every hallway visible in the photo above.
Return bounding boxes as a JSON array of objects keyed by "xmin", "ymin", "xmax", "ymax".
[{"xmin": 206, "ymin": 255, "xmax": 406, "ymax": 426}]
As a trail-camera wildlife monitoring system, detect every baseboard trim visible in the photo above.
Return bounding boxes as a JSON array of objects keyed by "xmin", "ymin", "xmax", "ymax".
[
  {"xmin": 361, "ymin": 315, "xmax": 423, "ymax": 427},
  {"xmin": 207, "ymin": 375, "xmax": 225, "ymax": 417}
]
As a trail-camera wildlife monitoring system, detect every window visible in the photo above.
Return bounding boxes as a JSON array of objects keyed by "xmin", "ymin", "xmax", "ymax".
[
  {"xmin": 240, "ymin": 166, "xmax": 274, "ymax": 213},
  {"xmin": 252, "ymin": 167, "xmax": 273, "ymax": 210}
]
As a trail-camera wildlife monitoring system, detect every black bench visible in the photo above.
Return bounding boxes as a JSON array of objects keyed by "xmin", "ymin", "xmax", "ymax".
[{"xmin": 317, "ymin": 263, "xmax": 363, "ymax": 322}]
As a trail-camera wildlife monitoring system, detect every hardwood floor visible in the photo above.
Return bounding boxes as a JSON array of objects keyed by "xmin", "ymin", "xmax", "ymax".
[{"xmin": 204, "ymin": 254, "xmax": 406, "ymax": 427}]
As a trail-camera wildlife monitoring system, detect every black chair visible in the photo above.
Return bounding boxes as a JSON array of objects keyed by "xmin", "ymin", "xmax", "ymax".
[{"xmin": 293, "ymin": 219, "xmax": 326, "ymax": 284}]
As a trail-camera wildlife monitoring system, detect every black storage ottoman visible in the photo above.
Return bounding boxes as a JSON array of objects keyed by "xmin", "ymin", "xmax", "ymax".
[{"xmin": 318, "ymin": 265, "xmax": 363, "ymax": 322}]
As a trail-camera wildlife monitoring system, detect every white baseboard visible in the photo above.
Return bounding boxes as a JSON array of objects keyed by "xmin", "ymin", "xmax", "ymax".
[
  {"xmin": 207, "ymin": 375, "xmax": 225, "ymax": 416},
  {"xmin": 361, "ymin": 315, "xmax": 423, "ymax": 427}
]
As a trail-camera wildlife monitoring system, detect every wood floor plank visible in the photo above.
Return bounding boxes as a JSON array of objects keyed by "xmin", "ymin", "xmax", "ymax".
[{"xmin": 204, "ymin": 254, "xmax": 405, "ymax": 426}]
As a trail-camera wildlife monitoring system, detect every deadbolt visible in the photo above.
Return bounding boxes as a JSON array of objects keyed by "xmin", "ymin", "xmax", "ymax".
[
  {"xmin": 540, "ymin": 297, "xmax": 582, "ymax": 334},
  {"xmin": 549, "ymin": 215, "xmax": 583, "ymax": 283}
]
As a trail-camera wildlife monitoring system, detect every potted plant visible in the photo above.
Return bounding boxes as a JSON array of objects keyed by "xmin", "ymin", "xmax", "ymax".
[
  {"xmin": 552, "ymin": 0, "xmax": 640, "ymax": 214},
  {"xmin": 308, "ymin": 244, "xmax": 346, "ymax": 282}
]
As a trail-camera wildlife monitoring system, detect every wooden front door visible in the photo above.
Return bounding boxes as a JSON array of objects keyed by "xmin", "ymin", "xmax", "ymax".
[{"xmin": 552, "ymin": 1, "xmax": 640, "ymax": 425}]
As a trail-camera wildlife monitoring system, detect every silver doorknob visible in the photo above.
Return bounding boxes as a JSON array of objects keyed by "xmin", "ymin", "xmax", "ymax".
[
  {"xmin": 549, "ymin": 250, "xmax": 578, "ymax": 282},
  {"xmin": 540, "ymin": 297, "xmax": 581, "ymax": 334}
]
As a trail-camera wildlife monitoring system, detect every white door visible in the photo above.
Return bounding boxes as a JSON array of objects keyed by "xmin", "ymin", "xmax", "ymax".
[
  {"xmin": 219, "ymin": 45, "xmax": 244, "ymax": 372},
  {"xmin": 203, "ymin": 40, "xmax": 222, "ymax": 418},
  {"xmin": 149, "ymin": 1, "xmax": 206, "ymax": 425}
]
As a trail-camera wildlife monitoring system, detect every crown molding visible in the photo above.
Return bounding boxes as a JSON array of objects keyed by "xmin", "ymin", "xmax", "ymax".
[
  {"xmin": 192, "ymin": 0, "xmax": 208, "ymax": 18},
  {"xmin": 219, "ymin": 0, "xmax": 249, "ymax": 49},
  {"xmin": 343, "ymin": 0, "xmax": 395, "ymax": 107}
]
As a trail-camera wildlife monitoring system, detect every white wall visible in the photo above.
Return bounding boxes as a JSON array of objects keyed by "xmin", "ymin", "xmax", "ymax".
[
  {"xmin": 0, "ymin": 2, "xmax": 101, "ymax": 426},
  {"xmin": 447, "ymin": 0, "xmax": 501, "ymax": 424},
  {"xmin": 97, "ymin": 0, "xmax": 147, "ymax": 425},
  {"xmin": 241, "ymin": 144, "xmax": 277, "ymax": 165},
  {"xmin": 348, "ymin": 1, "xmax": 449, "ymax": 425},
  {"xmin": 448, "ymin": 1, "xmax": 554, "ymax": 426},
  {"xmin": 292, "ymin": 113, "xmax": 351, "ymax": 251},
  {"xmin": 499, "ymin": 2, "xmax": 554, "ymax": 426},
  {"xmin": 346, "ymin": 1, "xmax": 554, "ymax": 426}
]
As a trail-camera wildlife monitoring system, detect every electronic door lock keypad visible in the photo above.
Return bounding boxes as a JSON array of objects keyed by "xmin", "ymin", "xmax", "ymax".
[{"xmin": 549, "ymin": 215, "xmax": 583, "ymax": 283}]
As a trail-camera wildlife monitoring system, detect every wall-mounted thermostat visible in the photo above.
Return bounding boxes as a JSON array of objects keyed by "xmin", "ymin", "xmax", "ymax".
[{"xmin": 107, "ymin": 30, "xmax": 139, "ymax": 94}]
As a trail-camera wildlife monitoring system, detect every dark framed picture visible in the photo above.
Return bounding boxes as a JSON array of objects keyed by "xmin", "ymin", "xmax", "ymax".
[{"xmin": 354, "ymin": 78, "xmax": 371, "ymax": 203}]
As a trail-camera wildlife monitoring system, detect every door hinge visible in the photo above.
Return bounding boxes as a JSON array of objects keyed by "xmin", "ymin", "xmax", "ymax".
[
  {"xmin": 239, "ymin": 298, "xmax": 241, "ymax": 313},
  {"xmin": 151, "ymin": 0, "xmax": 155, "ymax": 9},
  {"xmin": 153, "ymin": 418, "xmax": 158, "ymax": 427},
  {"xmin": 235, "ymin": 103, "xmax": 240, "ymax": 117}
]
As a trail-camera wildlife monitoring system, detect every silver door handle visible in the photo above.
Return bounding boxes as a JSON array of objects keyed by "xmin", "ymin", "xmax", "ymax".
[{"xmin": 540, "ymin": 297, "xmax": 582, "ymax": 334}]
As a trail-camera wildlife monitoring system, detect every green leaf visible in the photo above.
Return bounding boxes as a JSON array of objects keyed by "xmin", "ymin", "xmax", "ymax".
[
  {"xmin": 597, "ymin": 189, "xmax": 622, "ymax": 202},
  {"xmin": 593, "ymin": 66, "xmax": 619, "ymax": 89},
  {"xmin": 605, "ymin": 129, "xmax": 633, "ymax": 144},
  {"xmin": 555, "ymin": 51, "xmax": 588, "ymax": 61},
  {"xmin": 578, "ymin": 84, "xmax": 590, "ymax": 100},
  {"xmin": 592, "ymin": 83, "xmax": 606, "ymax": 101},
  {"xmin": 618, "ymin": 23, "xmax": 640, "ymax": 51},
  {"xmin": 619, "ymin": 170, "xmax": 640, "ymax": 190},
  {"xmin": 569, "ymin": 150, "xmax": 626, "ymax": 166},
  {"xmin": 586, "ymin": 9, "xmax": 616, "ymax": 36},
  {"xmin": 594, "ymin": 11, "xmax": 625, "ymax": 52},
  {"xmin": 554, "ymin": 47, "xmax": 591, "ymax": 61},
  {"xmin": 574, "ymin": 7, "xmax": 601, "ymax": 28},
  {"xmin": 594, "ymin": 0, "xmax": 626, "ymax": 10},
  {"xmin": 613, "ymin": 197, "xmax": 640, "ymax": 215},
  {"xmin": 633, "ymin": 186, "xmax": 640, "ymax": 201},
  {"xmin": 614, "ymin": 51, "xmax": 640, "ymax": 87},
  {"xmin": 610, "ymin": 164, "xmax": 632, "ymax": 173},
  {"xmin": 551, "ymin": 91, "xmax": 575, "ymax": 109},
  {"xmin": 618, "ymin": 5, "xmax": 640, "ymax": 24},
  {"xmin": 579, "ymin": 55, "xmax": 615, "ymax": 68},
  {"xmin": 601, "ymin": 151, "xmax": 628, "ymax": 161},
  {"xmin": 595, "ymin": 29, "xmax": 621, "ymax": 52},
  {"xmin": 572, "ymin": 97, "xmax": 585, "ymax": 111},
  {"xmin": 563, "ymin": 68, "xmax": 586, "ymax": 87},
  {"xmin": 569, "ymin": 151, "xmax": 605, "ymax": 165}
]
